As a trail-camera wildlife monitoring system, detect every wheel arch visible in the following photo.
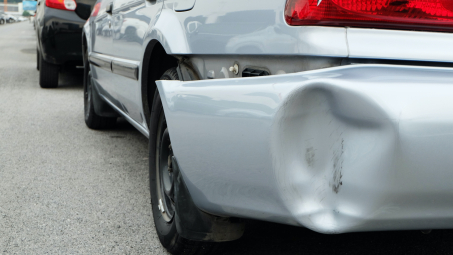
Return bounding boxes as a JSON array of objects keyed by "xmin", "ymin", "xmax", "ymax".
[
  {"xmin": 141, "ymin": 7, "xmax": 200, "ymax": 127},
  {"xmin": 141, "ymin": 39, "xmax": 178, "ymax": 129},
  {"xmin": 146, "ymin": 8, "xmax": 191, "ymax": 55},
  {"xmin": 82, "ymin": 21, "xmax": 93, "ymax": 60}
]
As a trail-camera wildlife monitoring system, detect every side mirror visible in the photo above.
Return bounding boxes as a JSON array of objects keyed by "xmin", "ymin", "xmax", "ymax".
[{"xmin": 75, "ymin": 0, "xmax": 96, "ymax": 20}]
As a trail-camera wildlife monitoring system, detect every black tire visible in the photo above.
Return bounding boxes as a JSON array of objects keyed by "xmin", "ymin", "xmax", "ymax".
[
  {"xmin": 36, "ymin": 49, "xmax": 39, "ymax": 71},
  {"xmin": 83, "ymin": 54, "xmax": 117, "ymax": 129},
  {"xmin": 149, "ymin": 68, "xmax": 217, "ymax": 255},
  {"xmin": 39, "ymin": 52, "xmax": 59, "ymax": 88}
]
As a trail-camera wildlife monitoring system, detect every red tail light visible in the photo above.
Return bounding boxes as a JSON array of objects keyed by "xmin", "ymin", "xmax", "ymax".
[
  {"xmin": 285, "ymin": 0, "xmax": 453, "ymax": 32},
  {"xmin": 46, "ymin": 0, "xmax": 76, "ymax": 11},
  {"xmin": 91, "ymin": 2, "xmax": 101, "ymax": 17}
]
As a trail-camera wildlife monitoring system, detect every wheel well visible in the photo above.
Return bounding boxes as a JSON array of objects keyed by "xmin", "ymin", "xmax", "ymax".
[
  {"xmin": 82, "ymin": 33, "xmax": 87, "ymax": 62},
  {"xmin": 142, "ymin": 40, "xmax": 178, "ymax": 128}
]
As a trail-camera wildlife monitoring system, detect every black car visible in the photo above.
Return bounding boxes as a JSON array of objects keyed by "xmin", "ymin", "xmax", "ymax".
[{"xmin": 35, "ymin": 0, "xmax": 95, "ymax": 88}]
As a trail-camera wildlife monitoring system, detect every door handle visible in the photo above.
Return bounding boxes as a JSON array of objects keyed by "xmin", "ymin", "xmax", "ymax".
[{"xmin": 106, "ymin": 2, "xmax": 113, "ymax": 14}]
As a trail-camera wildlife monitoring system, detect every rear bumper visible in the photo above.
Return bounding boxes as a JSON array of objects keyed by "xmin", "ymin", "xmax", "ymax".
[
  {"xmin": 157, "ymin": 64, "xmax": 453, "ymax": 233},
  {"xmin": 38, "ymin": 7, "xmax": 85, "ymax": 65}
]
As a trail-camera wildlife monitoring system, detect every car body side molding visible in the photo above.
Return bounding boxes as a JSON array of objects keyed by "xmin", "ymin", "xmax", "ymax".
[
  {"xmin": 112, "ymin": 59, "xmax": 140, "ymax": 80},
  {"xmin": 89, "ymin": 52, "xmax": 140, "ymax": 80},
  {"xmin": 89, "ymin": 52, "xmax": 112, "ymax": 71}
]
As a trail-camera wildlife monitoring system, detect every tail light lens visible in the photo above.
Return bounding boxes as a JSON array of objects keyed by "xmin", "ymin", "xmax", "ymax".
[
  {"xmin": 46, "ymin": 0, "xmax": 77, "ymax": 11},
  {"xmin": 285, "ymin": 0, "xmax": 453, "ymax": 32},
  {"xmin": 91, "ymin": 2, "xmax": 101, "ymax": 17}
]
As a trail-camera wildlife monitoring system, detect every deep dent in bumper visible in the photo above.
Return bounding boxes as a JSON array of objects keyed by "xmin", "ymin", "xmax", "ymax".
[{"xmin": 157, "ymin": 64, "xmax": 453, "ymax": 233}]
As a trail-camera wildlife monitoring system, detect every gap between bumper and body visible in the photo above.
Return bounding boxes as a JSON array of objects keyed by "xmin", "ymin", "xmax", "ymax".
[{"xmin": 156, "ymin": 64, "xmax": 453, "ymax": 234}]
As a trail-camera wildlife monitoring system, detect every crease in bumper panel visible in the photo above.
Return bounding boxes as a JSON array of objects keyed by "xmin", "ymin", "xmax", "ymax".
[
  {"xmin": 156, "ymin": 65, "xmax": 453, "ymax": 233},
  {"xmin": 271, "ymin": 85, "xmax": 397, "ymax": 233}
]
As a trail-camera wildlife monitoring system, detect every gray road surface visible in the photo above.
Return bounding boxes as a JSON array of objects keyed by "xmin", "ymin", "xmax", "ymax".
[
  {"xmin": 0, "ymin": 21, "xmax": 168, "ymax": 254},
  {"xmin": 1, "ymin": 21, "xmax": 453, "ymax": 255}
]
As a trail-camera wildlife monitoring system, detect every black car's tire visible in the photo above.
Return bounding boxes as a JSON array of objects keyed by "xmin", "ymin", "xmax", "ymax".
[
  {"xmin": 149, "ymin": 68, "xmax": 217, "ymax": 255},
  {"xmin": 83, "ymin": 57, "xmax": 117, "ymax": 129},
  {"xmin": 39, "ymin": 52, "xmax": 59, "ymax": 88},
  {"xmin": 36, "ymin": 49, "xmax": 40, "ymax": 71}
]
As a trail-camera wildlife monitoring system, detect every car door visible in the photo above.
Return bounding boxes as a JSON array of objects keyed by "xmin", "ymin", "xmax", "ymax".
[
  {"xmin": 92, "ymin": 0, "xmax": 114, "ymax": 54},
  {"xmin": 90, "ymin": 0, "xmax": 122, "ymax": 106},
  {"xmin": 108, "ymin": 0, "xmax": 162, "ymax": 126}
]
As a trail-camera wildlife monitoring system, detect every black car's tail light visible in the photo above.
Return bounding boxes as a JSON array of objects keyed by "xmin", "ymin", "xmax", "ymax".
[
  {"xmin": 91, "ymin": 2, "xmax": 101, "ymax": 17},
  {"xmin": 46, "ymin": 0, "xmax": 77, "ymax": 11}
]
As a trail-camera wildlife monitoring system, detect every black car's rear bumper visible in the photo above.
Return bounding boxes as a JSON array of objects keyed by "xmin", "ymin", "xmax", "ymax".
[{"xmin": 37, "ymin": 7, "xmax": 85, "ymax": 66}]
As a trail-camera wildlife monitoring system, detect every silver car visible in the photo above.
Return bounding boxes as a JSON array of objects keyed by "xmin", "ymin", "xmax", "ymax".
[{"xmin": 80, "ymin": 0, "xmax": 453, "ymax": 253}]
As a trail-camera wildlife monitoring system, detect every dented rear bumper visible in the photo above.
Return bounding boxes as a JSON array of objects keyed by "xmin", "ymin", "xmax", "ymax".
[{"xmin": 157, "ymin": 64, "xmax": 453, "ymax": 233}]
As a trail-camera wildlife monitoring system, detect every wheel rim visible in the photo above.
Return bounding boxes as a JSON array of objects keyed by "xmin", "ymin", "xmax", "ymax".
[
  {"xmin": 84, "ymin": 70, "xmax": 92, "ymax": 120},
  {"xmin": 155, "ymin": 112, "xmax": 175, "ymax": 222}
]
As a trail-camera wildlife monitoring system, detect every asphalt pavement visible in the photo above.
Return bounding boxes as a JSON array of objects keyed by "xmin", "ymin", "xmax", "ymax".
[{"xmin": 1, "ymin": 21, "xmax": 453, "ymax": 255}]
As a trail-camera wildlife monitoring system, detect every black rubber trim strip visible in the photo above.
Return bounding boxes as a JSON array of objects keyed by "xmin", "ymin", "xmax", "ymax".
[
  {"xmin": 89, "ymin": 52, "xmax": 140, "ymax": 80},
  {"xmin": 112, "ymin": 60, "xmax": 139, "ymax": 80},
  {"xmin": 89, "ymin": 52, "xmax": 112, "ymax": 72}
]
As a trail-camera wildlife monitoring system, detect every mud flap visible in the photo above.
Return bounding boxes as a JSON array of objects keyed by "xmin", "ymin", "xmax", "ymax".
[
  {"xmin": 172, "ymin": 156, "xmax": 245, "ymax": 242},
  {"xmin": 91, "ymin": 78, "xmax": 120, "ymax": 118}
]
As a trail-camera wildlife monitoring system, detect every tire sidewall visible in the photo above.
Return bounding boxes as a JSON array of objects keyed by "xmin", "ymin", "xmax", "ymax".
[
  {"xmin": 38, "ymin": 50, "xmax": 59, "ymax": 88},
  {"xmin": 36, "ymin": 49, "xmax": 39, "ymax": 71},
  {"xmin": 149, "ymin": 89, "xmax": 178, "ymax": 247},
  {"xmin": 83, "ymin": 56, "xmax": 92, "ymax": 123}
]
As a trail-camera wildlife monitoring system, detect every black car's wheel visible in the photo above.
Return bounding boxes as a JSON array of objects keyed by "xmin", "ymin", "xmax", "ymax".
[
  {"xmin": 36, "ymin": 49, "xmax": 40, "ymax": 71},
  {"xmin": 39, "ymin": 51, "xmax": 59, "ymax": 88},
  {"xmin": 149, "ymin": 68, "xmax": 216, "ymax": 255},
  {"xmin": 83, "ymin": 55, "xmax": 117, "ymax": 129}
]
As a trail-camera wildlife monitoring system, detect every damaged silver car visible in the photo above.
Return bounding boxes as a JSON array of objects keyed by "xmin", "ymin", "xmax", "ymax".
[{"xmin": 79, "ymin": 0, "xmax": 453, "ymax": 253}]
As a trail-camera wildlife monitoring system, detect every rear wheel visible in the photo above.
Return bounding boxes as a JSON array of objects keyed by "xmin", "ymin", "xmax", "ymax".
[
  {"xmin": 39, "ymin": 52, "xmax": 59, "ymax": 88},
  {"xmin": 149, "ymin": 68, "xmax": 216, "ymax": 255},
  {"xmin": 36, "ymin": 49, "xmax": 39, "ymax": 71},
  {"xmin": 83, "ymin": 54, "xmax": 117, "ymax": 129}
]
